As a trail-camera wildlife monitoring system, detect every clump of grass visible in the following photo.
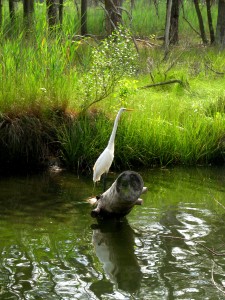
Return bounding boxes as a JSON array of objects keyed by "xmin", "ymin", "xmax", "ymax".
[
  {"xmin": 111, "ymin": 101, "xmax": 225, "ymax": 169},
  {"xmin": 58, "ymin": 109, "xmax": 113, "ymax": 172},
  {"xmin": 58, "ymin": 90, "xmax": 225, "ymax": 175},
  {"xmin": 0, "ymin": 112, "xmax": 59, "ymax": 173}
]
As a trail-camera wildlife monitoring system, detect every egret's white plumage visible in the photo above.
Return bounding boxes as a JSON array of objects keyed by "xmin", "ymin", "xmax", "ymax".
[{"xmin": 93, "ymin": 108, "xmax": 131, "ymax": 183}]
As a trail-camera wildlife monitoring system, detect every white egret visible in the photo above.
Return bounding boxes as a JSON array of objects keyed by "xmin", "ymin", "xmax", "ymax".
[{"xmin": 93, "ymin": 108, "xmax": 132, "ymax": 187}]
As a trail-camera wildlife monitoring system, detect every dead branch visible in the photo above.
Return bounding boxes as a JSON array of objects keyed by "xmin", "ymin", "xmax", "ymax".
[
  {"xmin": 164, "ymin": 50, "xmax": 185, "ymax": 74},
  {"xmin": 213, "ymin": 197, "xmax": 225, "ymax": 210},
  {"xmin": 138, "ymin": 79, "xmax": 183, "ymax": 90},
  {"xmin": 99, "ymin": 2, "xmax": 116, "ymax": 31},
  {"xmin": 205, "ymin": 64, "xmax": 225, "ymax": 75},
  {"xmin": 211, "ymin": 260, "xmax": 225, "ymax": 295},
  {"xmin": 159, "ymin": 235, "xmax": 225, "ymax": 256},
  {"xmin": 90, "ymin": 171, "xmax": 147, "ymax": 219},
  {"xmin": 135, "ymin": 38, "xmax": 158, "ymax": 47},
  {"xmin": 182, "ymin": 16, "xmax": 201, "ymax": 38}
]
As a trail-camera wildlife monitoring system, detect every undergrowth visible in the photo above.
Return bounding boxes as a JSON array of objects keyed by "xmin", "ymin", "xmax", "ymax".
[{"xmin": 0, "ymin": 2, "xmax": 225, "ymax": 174}]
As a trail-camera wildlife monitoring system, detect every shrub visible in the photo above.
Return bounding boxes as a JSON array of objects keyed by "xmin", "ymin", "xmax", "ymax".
[{"xmin": 80, "ymin": 27, "xmax": 138, "ymax": 110}]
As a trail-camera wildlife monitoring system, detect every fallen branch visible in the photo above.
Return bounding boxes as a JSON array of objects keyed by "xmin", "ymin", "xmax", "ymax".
[
  {"xmin": 213, "ymin": 197, "xmax": 225, "ymax": 210},
  {"xmin": 135, "ymin": 38, "xmax": 158, "ymax": 47},
  {"xmin": 205, "ymin": 63, "xmax": 224, "ymax": 75},
  {"xmin": 138, "ymin": 79, "xmax": 183, "ymax": 90},
  {"xmin": 159, "ymin": 235, "xmax": 225, "ymax": 256},
  {"xmin": 211, "ymin": 260, "xmax": 225, "ymax": 295},
  {"xmin": 182, "ymin": 16, "xmax": 201, "ymax": 38},
  {"xmin": 90, "ymin": 171, "xmax": 147, "ymax": 219}
]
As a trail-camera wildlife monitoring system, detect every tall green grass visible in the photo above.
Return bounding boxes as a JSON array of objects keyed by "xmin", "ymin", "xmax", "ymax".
[
  {"xmin": 57, "ymin": 95, "xmax": 225, "ymax": 173},
  {"xmin": 0, "ymin": 1, "xmax": 224, "ymax": 173}
]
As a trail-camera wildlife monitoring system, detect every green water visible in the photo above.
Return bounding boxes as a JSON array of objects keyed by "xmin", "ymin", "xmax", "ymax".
[{"xmin": 0, "ymin": 167, "xmax": 225, "ymax": 299}]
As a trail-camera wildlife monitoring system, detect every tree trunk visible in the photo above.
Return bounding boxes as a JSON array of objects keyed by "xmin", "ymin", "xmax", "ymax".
[
  {"xmin": 170, "ymin": 0, "xmax": 180, "ymax": 44},
  {"xmin": 9, "ymin": 0, "xmax": 16, "ymax": 25},
  {"xmin": 153, "ymin": 0, "xmax": 159, "ymax": 17},
  {"xmin": 130, "ymin": 0, "xmax": 135, "ymax": 10},
  {"xmin": 46, "ymin": 0, "xmax": 59, "ymax": 31},
  {"xmin": 81, "ymin": 0, "xmax": 87, "ymax": 35},
  {"xmin": 23, "ymin": 0, "xmax": 34, "ymax": 30},
  {"xmin": 104, "ymin": 0, "xmax": 123, "ymax": 35},
  {"xmin": 193, "ymin": 0, "xmax": 208, "ymax": 44},
  {"xmin": 0, "ymin": 0, "xmax": 2, "ymax": 28},
  {"xmin": 215, "ymin": 0, "xmax": 225, "ymax": 47},
  {"xmin": 164, "ymin": 0, "xmax": 172, "ymax": 53},
  {"xmin": 206, "ymin": 0, "xmax": 215, "ymax": 44},
  {"xmin": 59, "ymin": 0, "xmax": 63, "ymax": 28},
  {"xmin": 91, "ymin": 171, "xmax": 147, "ymax": 219}
]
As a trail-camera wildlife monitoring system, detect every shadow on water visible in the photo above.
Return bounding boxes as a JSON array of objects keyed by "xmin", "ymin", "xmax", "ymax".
[{"xmin": 0, "ymin": 166, "xmax": 225, "ymax": 299}]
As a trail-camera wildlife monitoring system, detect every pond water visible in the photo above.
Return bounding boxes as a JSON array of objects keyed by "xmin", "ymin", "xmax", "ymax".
[{"xmin": 0, "ymin": 167, "xmax": 225, "ymax": 300}]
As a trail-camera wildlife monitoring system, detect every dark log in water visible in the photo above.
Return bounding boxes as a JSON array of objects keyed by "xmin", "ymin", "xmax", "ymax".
[{"xmin": 91, "ymin": 171, "xmax": 147, "ymax": 219}]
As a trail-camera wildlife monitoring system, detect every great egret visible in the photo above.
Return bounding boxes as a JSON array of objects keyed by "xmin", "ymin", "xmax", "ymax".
[{"xmin": 93, "ymin": 108, "xmax": 132, "ymax": 186}]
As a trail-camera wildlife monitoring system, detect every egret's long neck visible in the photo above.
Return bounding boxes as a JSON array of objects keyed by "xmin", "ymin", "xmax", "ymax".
[{"xmin": 107, "ymin": 110, "xmax": 123, "ymax": 151}]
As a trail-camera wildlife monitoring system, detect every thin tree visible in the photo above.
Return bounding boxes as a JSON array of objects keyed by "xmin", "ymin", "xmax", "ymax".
[
  {"xmin": 170, "ymin": 0, "xmax": 180, "ymax": 44},
  {"xmin": 0, "ymin": 0, "xmax": 2, "ymax": 28},
  {"xmin": 206, "ymin": 0, "xmax": 215, "ymax": 44},
  {"xmin": 193, "ymin": 0, "xmax": 208, "ymax": 44},
  {"xmin": 104, "ymin": 0, "xmax": 123, "ymax": 35},
  {"xmin": 130, "ymin": 0, "xmax": 135, "ymax": 10},
  {"xmin": 23, "ymin": 0, "xmax": 35, "ymax": 30},
  {"xmin": 164, "ymin": 0, "xmax": 172, "ymax": 53},
  {"xmin": 215, "ymin": 0, "xmax": 225, "ymax": 47},
  {"xmin": 46, "ymin": 0, "xmax": 59, "ymax": 31},
  {"xmin": 9, "ymin": 0, "xmax": 16, "ymax": 26},
  {"xmin": 81, "ymin": 0, "xmax": 87, "ymax": 35},
  {"xmin": 59, "ymin": 0, "xmax": 63, "ymax": 28}
]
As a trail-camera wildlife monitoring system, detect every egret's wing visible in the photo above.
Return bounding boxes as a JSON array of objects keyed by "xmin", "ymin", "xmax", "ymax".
[{"xmin": 93, "ymin": 148, "xmax": 114, "ymax": 182}]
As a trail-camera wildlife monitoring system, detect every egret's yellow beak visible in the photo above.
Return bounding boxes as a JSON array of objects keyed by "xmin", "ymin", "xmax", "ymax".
[{"xmin": 125, "ymin": 108, "xmax": 134, "ymax": 111}]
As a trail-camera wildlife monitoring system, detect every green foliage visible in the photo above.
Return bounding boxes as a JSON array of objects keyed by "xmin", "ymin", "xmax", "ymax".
[
  {"xmin": 79, "ymin": 27, "xmax": 138, "ymax": 110},
  {"xmin": 0, "ymin": 1, "xmax": 224, "ymax": 173},
  {"xmin": 111, "ymin": 96, "xmax": 225, "ymax": 168},
  {"xmin": 58, "ymin": 111, "xmax": 112, "ymax": 172},
  {"xmin": 0, "ymin": 31, "xmax": 80, "ymax": 114}
]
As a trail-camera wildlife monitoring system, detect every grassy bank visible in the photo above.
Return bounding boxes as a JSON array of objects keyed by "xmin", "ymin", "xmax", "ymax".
[
  {"xmin": 2, "ymin": 54, "xmax": 225, "ymax": 175},
  {"xmin": 0, "ymin": 2, "xmax": 225, "ymax": 174}
]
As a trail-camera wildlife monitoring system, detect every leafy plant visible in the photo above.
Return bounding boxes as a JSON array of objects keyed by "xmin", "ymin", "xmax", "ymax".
[{"xmin": 79, "ymin": 27, "xmax": 138, "ymax": 111}]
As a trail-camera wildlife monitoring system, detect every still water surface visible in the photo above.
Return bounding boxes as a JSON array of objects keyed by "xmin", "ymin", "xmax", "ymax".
[{"xmin": 0, "ymin": 167, "xmax": 225, "ymax": 299}]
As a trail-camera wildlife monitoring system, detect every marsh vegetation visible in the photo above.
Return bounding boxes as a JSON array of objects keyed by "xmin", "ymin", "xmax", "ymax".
[{"xmin": 0, "ymin": 0, "xmax": 225, "ymax": 174}]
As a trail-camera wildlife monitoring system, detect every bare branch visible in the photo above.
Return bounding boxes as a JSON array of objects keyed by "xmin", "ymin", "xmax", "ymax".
[
  {"xmin": 212, "ymin": 197, "xmax": 225, "ymax": 210},
  {"xmin": 99, "ymin": 2, "xmax": 116, "ymax": 31},
  {"xmin": 138, "ymin": 79, "xmax": 183, "ymax": 90},
  {"xmin": 182, "ymin": 16, "xmax": 201, "ymax": 37},
  {"xmin": 205, "ymin": 63, "xmax": 225, "ymax": 75},
  {"xmin": 159, "ymin": 235, "xmax": 225, "ymax": 256},
  {"xmin": 211, "ymin": 261, "xmax": 225, "ymax": 295}
]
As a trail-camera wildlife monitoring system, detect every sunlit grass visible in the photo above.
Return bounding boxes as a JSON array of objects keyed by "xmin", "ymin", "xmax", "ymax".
[{"xmin": 0, "ymin": 1, "xmax": 224, "ymax": 172}]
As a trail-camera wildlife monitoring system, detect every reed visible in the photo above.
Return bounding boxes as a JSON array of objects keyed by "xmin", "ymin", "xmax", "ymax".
[
  {"xmin": 58, "ymin": 84, "xmax": 225, "ymax": 173},
  {"xmin": 105, "ymin": 96, "xmax": 225, "ymax": 168}
]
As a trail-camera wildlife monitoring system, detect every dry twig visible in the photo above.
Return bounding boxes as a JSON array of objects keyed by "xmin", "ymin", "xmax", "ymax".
[
  {"xmin": 211, "ymin": 260, "xmax": 225, "ymax": 295},
  {"xmin": 159, "ymin": 235, "xmax": 225, "ymax": 256},
  {"xmin": 205, "ymin": 63, "xmax": 225, "ymax": 75},
  {"xmin": 138, "ymin": 79, "xmax": 183, "ymax": 90}
]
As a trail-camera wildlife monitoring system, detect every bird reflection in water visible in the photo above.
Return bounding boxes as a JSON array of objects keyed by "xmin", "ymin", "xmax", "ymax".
[{"xmin": 91, "ymin": 219, "xmax": 142, "ymax": 295}]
